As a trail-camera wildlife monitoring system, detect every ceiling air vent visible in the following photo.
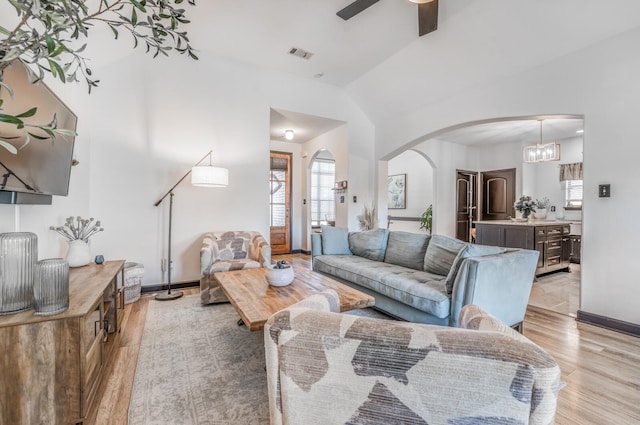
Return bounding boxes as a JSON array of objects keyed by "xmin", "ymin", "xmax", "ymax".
[{"xmin": 288, "ymin": 47, "xmax": 314, "ymax": 60}]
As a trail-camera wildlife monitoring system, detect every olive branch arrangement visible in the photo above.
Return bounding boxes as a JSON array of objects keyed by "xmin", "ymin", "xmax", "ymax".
[
  {"xmin": 50, "ymin": 216, "xmax": 104, "ymax": 242},
  {"xmin": 0, "ymin": 0, "xmax": 198, "ymax": 154}
]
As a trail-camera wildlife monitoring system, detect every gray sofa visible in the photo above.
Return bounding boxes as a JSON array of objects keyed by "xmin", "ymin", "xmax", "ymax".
[{"xmin": 311, "ymin": 227, "xmax": 538, "ymax": 330}]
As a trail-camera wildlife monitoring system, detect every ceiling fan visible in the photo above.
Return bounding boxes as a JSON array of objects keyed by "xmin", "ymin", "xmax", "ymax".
[{"xmin": 337, "ymin": 0, "xmax": 438, "ymax": 37}]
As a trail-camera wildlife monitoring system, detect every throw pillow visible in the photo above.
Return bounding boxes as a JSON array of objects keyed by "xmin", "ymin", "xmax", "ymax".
[
  {"xmin": 423, "ymin": 234, "xmax": 468, "ymax": 276},
  {"xmin": 321, "ymin": 225, "xmax": 352, "ymax": 255},
  {"xmin": 384, "ymin": 231, "xmax": 431, "ymax": 271},
  {"xmin": 444, "ymin": 243, "xmax": 507, "ymax": 294},
  {"xmin": 349, "ymin": 229, "xmax": 389, "ymax": 262}
]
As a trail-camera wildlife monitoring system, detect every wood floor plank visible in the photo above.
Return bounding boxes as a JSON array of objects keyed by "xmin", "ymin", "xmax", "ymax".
[{"xmin": 94, "ymin": 256, "xmax": 640, "ymax": 424}]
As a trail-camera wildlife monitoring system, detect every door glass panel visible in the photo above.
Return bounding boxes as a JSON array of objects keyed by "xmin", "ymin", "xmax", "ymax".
[{"xmin": 270, "ymin": 170, "xmax": 286, "ymax": 227}]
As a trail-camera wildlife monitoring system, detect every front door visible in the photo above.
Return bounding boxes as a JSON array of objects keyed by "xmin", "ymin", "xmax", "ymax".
[
  {"xmin": 480, "ymin": 168, "xmax": 516, "ymax": 221},
  {"xmin": 270, "ymin": 152, "xmax": 292, "ymax": 254},
  {"xmin": 456, "ymin": 170, "xmax": 477, "ymax": 242}
]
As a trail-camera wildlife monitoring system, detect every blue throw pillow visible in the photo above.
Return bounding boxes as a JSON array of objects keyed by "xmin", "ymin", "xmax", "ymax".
[{"xmin": 321, "ymin": 225, "xmax": 352, "ymax": 255}]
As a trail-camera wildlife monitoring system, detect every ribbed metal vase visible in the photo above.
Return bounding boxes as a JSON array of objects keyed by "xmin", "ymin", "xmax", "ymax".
[
  {"xmin": 0, "ymin": 232, "xmax": 37, "ymax": 315},
  {"xmin": 34, "ymin": 259, "xmax": 69, "ymax": 316}
]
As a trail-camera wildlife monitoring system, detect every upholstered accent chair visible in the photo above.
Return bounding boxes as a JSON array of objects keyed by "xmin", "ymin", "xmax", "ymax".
[
  {"xmin": 265, "ymin": 291, "xmax": 561, "ymax": 425},
  {"xmin": 200, "ymin": 231, "xmax": 271, "ymax": 305}
]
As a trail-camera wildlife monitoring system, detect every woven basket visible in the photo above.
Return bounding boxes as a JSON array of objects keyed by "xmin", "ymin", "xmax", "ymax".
[{"xmin": 124, "ymin": 262, "xmax": 144, "ymax": 304}]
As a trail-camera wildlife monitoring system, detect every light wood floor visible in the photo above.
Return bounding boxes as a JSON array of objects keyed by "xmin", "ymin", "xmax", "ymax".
[
  {"xmin": 95, "ymin": 256, "xmax": 640, "ymax": 425},
  {"xmin": 529, "ymin": 264, "xmax": 581, "ymax": 317}
]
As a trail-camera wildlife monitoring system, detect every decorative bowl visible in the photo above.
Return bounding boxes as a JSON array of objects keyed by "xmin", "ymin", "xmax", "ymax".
[{"xmin": 266, "ymin": 264, "xmax": 295, "ymax": 287}]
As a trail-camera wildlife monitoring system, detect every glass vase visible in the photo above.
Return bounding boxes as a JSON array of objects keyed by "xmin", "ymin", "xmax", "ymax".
[
  {"xmin": 66, "ymin": 239, "xmax": 91, "ymax": 267},
  {"xmin": 0, "ymin": 232, "xmax": 37, "ymax": 315},
  {"xmin": 34, "ymin": 259, "xmax": 69, "ymax": 316}
]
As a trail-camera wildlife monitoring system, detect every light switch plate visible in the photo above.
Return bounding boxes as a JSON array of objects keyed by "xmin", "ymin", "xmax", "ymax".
[{"xmin": 599, "ymin": 184, "xmax": 611, "ymax": 197}]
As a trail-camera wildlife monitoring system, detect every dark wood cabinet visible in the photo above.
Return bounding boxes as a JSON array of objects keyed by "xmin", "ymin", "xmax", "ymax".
[
  {"xmin": 475, "ymin": 222, "xmax": 571, "ymax": 276},
  {"xmin": 570, "ymin": 235, "xmax": 582, "ymax": 263}
]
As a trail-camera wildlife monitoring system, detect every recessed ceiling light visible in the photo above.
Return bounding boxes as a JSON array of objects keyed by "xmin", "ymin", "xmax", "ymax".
[
  {"xmin": 284, "ymin": 129, "xmax": 295, "ymax": 141},
  {"xmin": 576, "ymin": 129, "xmax": 584, "ymax": 134}
]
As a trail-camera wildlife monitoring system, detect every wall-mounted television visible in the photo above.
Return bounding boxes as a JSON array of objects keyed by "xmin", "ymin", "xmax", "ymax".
[{"xmin": 0, "ymin": 61, "xmax": 77, "ymax": 204}]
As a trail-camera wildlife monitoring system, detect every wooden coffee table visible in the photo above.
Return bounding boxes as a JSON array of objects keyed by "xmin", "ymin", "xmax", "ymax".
[{"xmin": 215, "ymin": 263, "xmax": 375, "ymax": 331}]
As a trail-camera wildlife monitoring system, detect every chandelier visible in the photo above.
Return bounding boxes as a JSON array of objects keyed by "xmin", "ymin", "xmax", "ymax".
[{"xmin": 523, "ymin": 120, "xmax": 561, "ymax": 163}]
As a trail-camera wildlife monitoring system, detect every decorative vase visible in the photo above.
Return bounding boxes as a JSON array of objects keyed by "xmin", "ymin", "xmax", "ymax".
[
  {"xmin": 0, "ymin": 232, "xmax": 37, "ymax": 314},
  {"xmin": 535, "ymin": 208, "xmax": 547, "ymax": 220},
  {"xmin": 266, "ymin": 264, "xmax": 295, "ymax": 287},
  {"xmin": 522, "ymin": 210, "xmax": 531, "ymax": 220},
  {"xmin": 34, "ymin": 259, "xmax": 69, "ymax": 316},
  {"xmin": 66, "ymin": 240, "xmax": 91, "ymax": 267}
]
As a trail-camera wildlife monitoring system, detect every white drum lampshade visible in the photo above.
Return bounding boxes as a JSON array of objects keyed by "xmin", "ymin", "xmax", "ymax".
[{"xmin": 191, "ymin": 166, "xmax": 228, "ymax": 187}]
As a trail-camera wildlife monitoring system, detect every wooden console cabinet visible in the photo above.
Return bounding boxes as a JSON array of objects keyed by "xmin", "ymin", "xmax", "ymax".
[
  {"xmin": 475, "ymin": 221, "xmax": 571, "ymax": 276},
  {"xmin": 0, "ymin": 260, "xmax": 125, "ymax": 425}
]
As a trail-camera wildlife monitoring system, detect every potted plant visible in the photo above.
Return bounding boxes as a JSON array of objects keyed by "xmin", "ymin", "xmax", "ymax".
[
  {"xmin": 534, "ymin": 197, "xmax": 551, "ymax": 220},
  {"xmin": 514, "ymin": 196, "xmax": 536, "ymax": 220},
  {"xmin": 419, "ymin": 204, "xmax": 433, "ymax": 234}
]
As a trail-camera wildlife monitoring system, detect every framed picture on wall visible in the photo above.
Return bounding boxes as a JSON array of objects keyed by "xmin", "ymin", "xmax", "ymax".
[{"xmin": 388, "ymin": 174, "xmax": 406, "ymax": 209}]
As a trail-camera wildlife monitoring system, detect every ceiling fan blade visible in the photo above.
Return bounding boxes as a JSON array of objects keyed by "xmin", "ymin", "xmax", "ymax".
[
  {"xmin": 337, "ymin": 0, "xmax": 380, "ymax": 20},
  {"xmin": 418, "ymin": 0, "xmax": 438, "ymax": 36}
]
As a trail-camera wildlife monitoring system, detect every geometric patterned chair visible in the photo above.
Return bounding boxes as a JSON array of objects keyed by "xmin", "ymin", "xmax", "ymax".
[
  {"xmin": 264, "ymin": 291, "xmax": 562, "ymax": 425},
  {"xmin": 200, "ymin": 231, "xmax": 271, "ymax": 305}
]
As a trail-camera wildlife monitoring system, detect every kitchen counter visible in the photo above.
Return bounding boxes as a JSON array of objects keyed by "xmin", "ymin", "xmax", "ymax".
[
  {"xmin": 474, "ymin": 220, "xmax": 579, "ymax": 226},
  {"xmin": 474, "ymin": 221, "xmax": 572, "ymax": 276},
  {"xmin": 474, "ymin": 220, "xmax": 582, "ymax": 236}
]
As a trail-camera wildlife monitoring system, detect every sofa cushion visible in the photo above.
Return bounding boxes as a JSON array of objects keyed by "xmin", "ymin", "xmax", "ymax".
[
  {"xmin": 320, "ymin": 225, "xmax": 352, "ymax": 255},
  {"xmin": 423, "ymin": 235, "xmax": 468, "ymax": 276},
  {"xmin": 384, "ymin": 231, "xmax": 431, "ymax": 271},
  {"xmin": 444, "ymin": 244, "xmax": 507, "ymax": 294},
  {"xmin": 348, "ymin": 229, "xmax": 389, "ymax": 262},
  {"xmin": 207, "ymin": 259, "xmax": 262, "ymax": 273},
  {"xmin": 314, "ymin": 255, "xmax": 450, "ymax": 319}
]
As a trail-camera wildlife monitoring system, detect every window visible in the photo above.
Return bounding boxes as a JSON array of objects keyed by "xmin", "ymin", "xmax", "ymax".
[
  {"xmin": 310, "ymin": 159, "xmax": 335, "ymax": 227},
  {"xmin": 565, "ymin": 180, "xmax": 583, "ymax": 209}
]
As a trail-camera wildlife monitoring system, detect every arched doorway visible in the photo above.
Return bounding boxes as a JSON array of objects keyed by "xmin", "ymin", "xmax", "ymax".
[{"xmin": 386, "ymin": 149, "xmax": 436, "ymax": 234}]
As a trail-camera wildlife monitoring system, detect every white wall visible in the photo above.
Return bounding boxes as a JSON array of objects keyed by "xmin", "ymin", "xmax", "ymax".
[
  {"xmin": 370, "ymin": 28, "xmax": 640, "ymax": 326},
  {"xmin": 387, "ymin": 150, "xmax": 434, "ymax": 233},
  {"xmin": 406, "ymin": 139, "xmax": 473, "ymax": 236},
  {"xmin": 2, "ymin": 53, "xmax": 374, "ymax": 287}
]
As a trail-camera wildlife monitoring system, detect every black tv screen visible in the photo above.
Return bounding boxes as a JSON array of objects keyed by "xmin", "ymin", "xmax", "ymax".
[{"xmin": 0, "ymin": 61, "xmax": 77, "ymax": 198}]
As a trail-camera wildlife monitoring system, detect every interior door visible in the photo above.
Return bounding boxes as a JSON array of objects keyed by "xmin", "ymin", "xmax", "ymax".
[
  {"xmin": 270, "ymin": 152, "xmax": 292, "ymax": 254},
  {"xmin": 480, "ymin": 168, "xmax": 516, "ymax": 221},
  {"xmin": 455, "ymin": 170, "xmax": 477, "ymax": 242}
]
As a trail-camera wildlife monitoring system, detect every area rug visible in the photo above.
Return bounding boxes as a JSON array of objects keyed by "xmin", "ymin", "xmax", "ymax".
[
  {"xmin": 128, "ymin": 295, "xmax": 269, "ymax": 425},
  {"xmin": 129, "ymin": 294, "xmax": 392, "ymax": 424}
]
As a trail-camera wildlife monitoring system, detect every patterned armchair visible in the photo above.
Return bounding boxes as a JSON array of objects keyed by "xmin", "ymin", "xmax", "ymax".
[
  {"xmin": 200, "ymin": 231, "xmax": 271, "ymax": 305},
  {"xmin": 265, "ymin": 291, "xmax": 561, "ymax": 425}
]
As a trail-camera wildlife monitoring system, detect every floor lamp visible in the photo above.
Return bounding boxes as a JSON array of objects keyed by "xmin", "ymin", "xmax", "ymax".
[{"xmin": 154, "ymin": 150, "xmax": 228, "ymax": 301}]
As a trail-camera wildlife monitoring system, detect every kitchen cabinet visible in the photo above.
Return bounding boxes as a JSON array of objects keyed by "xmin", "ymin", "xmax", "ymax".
[
  {"xmin": 475, "ymin": 221, "xmax": 571, "ymax": 276},
  {"xmin": 570, "ymin": 235, "xmax": 581, "ymax": 263}
]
